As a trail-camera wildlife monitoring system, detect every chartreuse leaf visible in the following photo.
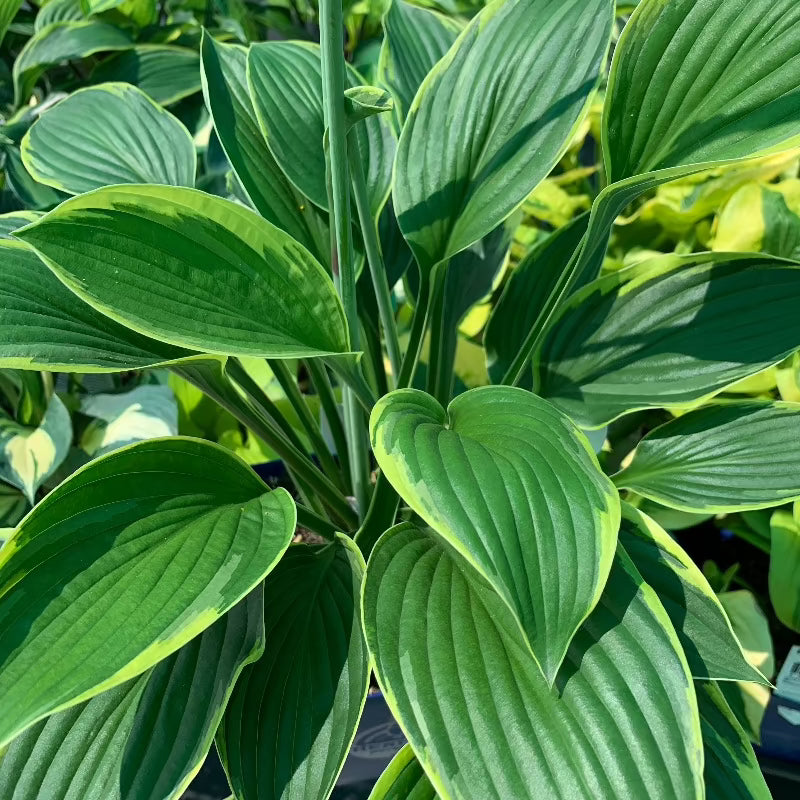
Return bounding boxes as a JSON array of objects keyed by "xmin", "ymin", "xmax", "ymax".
[
  {"xmin": 218, "ymin": 536, "xmax": 369, "ymax": 800},
  {"xmin": 393, "ymin": 0, "xmax": 613, "ymax": 274},
  {"xmin": 769, "ymin": 503, "xmax": 800, "ymax": 632},
  {"xmin": 697, "ymin": 681, "xmax": 772, "ymax": 800},
  {"xmin": 573, "ymin": 0, "xmax": 800, "ymax": 286},
  {"xmin": 618, "ymin": 503, "xmax": 764, "ymax": 683},
  {"xmin": 21, "ymin": 83, "xmax": 196, "ymax": 194},
  {"xmin": 370, "ymin": 386, "xmax": 619, "ymax": 683},
  {"xmin": 537, "ymin": 253, "xmax": 800, "ymax": 428},
  {"xmin": 13, "ymin": 21, "xmax": 132, "ymax": 105},
  {"xmin": 0, "ymin": 239, "xmax": 194, "ymax": 372},
  {"xmin": 0, "ymin": 437, "xmax": 296, "ymax": 749},
  {"xmin": 15, "ymin": 185, "xmax": 349, "ymax": 359},
  {"xmin": 715, "ymin": 183, "xmax": 800, "ymax": 259},
  {"xmin": 91, "ymin": 46, "xmax": 201, "ymax": 107},
  {"xmin": 615, "ymin": 401, "xmax": 800, "ymax": 512},
  {"xmin": 363, "ymin": 524, "xmax": 703, "ymax": 800},
  {"xmin": 247, "ymin": 41, "xmax": 394, "ymax": 217},
  {"xmin": 485, "ymin": 212, "xmax": 589, "ymax": 385},
  {"xmin": 0, "ymin": 589, "xmax": 264, "ymax": 800},
  {"xmin": 368, "ymin": 745, "xmax": 436, "ymax": 800},
  {"xmin": 0, "ymin": 393, "xmax": 71, "ymax": 504},
  {"xmin": 200, "ymin": 34, "xmax": 328, "ymax": 264},
  {"xmin": 377, "ymin": 0, "xmax": 460, "ymax": 126}
]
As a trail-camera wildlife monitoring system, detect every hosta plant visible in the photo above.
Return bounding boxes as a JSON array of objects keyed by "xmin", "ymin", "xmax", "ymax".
[{"xmin": 2, "ymin": 0, "xmax": 800, "ymax": 798}]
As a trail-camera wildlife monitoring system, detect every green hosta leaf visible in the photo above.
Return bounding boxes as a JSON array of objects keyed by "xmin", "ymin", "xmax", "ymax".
[
  {"xmin": 0, "ymin": 211, "xmax": 41, "ymax": 238},
  {"xmin": 368, "ymin": 746, "xmax": 436, "ymax": 800},
  {"xmin": 0, "ymin": 0, "xmax": 22, "ymax": 46},
  {"xmin": 35, "ymin": 0, "xmax": 84, "ymax": 32},
  {"xmin": 370, "ymin": 386, "xmax": 619, "ymax": 682},
  {"xmin": 0, "ymin": 483, "xmax": 26, "ymax": 527},
  {"xmin": 697, "ymin": 681, "xmax": 772, "ymax": 800},
  {"xmin": 218, "ymin": 536, "xmax": 369, "ymax": 800},
  {"xmin": 606, "ymin": 0, "xmax": 800, "ymax": 183},
  {"xmin": 13, "ymin": 21, "xmax": 132, "ymax": 106},
  {"xmin": 0, "ymin": 393, "xmax": 71, "ymax": 503},
  {"xmin": 619, "ymin": 503, "xmax": 764, "ymax": 683},
  {"xmin": 615, "ymin": 401, "xmax": 800, "ymax": 512},
  {"xmin": 21, "ymin": 83, "xmax": 196, "ymax": 194},
  {"xmin": 573, "ymin": 0, "xmax": 800, "ymax": 288},
  {"xmin": 0, "ymin": 590, "xmax": 264, "ymax": 800},
  {"xmin": 16, "ymin": 185, "xmax": 349, "ymax": 359},
  {"xmin": 769, "ymin": 504, "xmax": 800, "ymax": 632},
  {"xmin": 537, "ymin": 253, "xmax": 800, "ymax": 428},
  {"xmin": 393, "ymin": 0, "xmax": 613, "ymax": 274},
  {"xmin": 0, "ymin": 239, "xmax": 194, "ymax": 372},
  {"xmin": 92, "ymin": 46, "xmax": 201, "ymax": 106},
  {"xmin": 81, "ymin": 384, "xmax": 178, "ymax": 458},
  {"xmin": 344, "ymin": 85, "xmax": 393, "ymax": 126},
  {"xmin": 378, "ymin": 0, "xmax": 460, "ymax": 126},
  {"xmin": 200, "ymin": 34, "xmax": 329, "ymax": 264},
  {"xmin": 363, "ymin": 525, "xmax": 703, "ymax": 800},
  {"xmin": 3, "ymin": 146, "xmax": 67, "ymax": 211},
  {"xmin": 247, "ymin": 41, "xmax": 394, "ymax": 217},
  {"xmin": 0, "ymin": 437, "xmax": 296, "ymax": 749},
  {"xmin": 715, "ymin": 183, "xmax": 800, "ymax": 260},
  {"xmin": 485, "ymin": 212, "xmax": 589, "ymax": 385}
]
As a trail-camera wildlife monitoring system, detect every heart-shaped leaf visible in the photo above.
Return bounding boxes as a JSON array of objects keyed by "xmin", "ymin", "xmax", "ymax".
[
  {"xmin": 0, "ymin": 589, "xmax": 264, "ymax": 800},
  {"xmin": 615, "ymin": 401, "xmax": 800, "ymax": 512},
  {"xmin": 15, "ymin": 184, "xmax": 349, "ymax": 359},
  {"xmin": 392, "ymin": 0, "xmax": 613, "ymax": 273},
  {"xmin": 14, "ymin": 21, "xmax": 132, "ymax": 105},
  {"xmin": 218, "ymin": 536, "xmax": 369, "ymax": 800},
  {"xmin": 200, "ymin": 34, "xmax": 329, "ymax": 265},
  {"xmin": 370, "ymin": 386, "xmax": 619, "ymax": 682},
  {"xmin": 537, "ymin": 254, "xmax": 800, "ymax": 427},
  {"xmin": 247, "ymin": 41, "xmax": 394, "ymax": 217},
  {"xmin": 91, "ymin": 45, "xmax": 201, "ymax": 107},
  {"xmin": 0, "ymin": 437, "xmax": 295, "ymax": 749},
  {"xmin": 697, "ymin": 680, "xmax": 772, "ymax": 800},
  {"xmin": 21, "ymin": 83, "xmax": 196, "ymax": 194},
  {"xmin": 769, "ymin": 504, "xmax": 800, "ymax": 633},
  {"xmin": 368, "ymin": 745, "xmax": 436, "ymax": 800},
  {"xmin": 363, "ymin": 524, "xmax": 703, "ymax": 800},
  {"xmin": 0, "ymin": 239, "xmax": 194, "ymax": 372},
  {"xmin": 619, "ymin": 503, "xmax": 764, "ymax": 683},
  {"xmin": 377, "ymin": 0, "xmax": 459, "ymax": 127},
  {"xmin": 0, "ymin": 393, "xmax": 71, "ymax": 503}
]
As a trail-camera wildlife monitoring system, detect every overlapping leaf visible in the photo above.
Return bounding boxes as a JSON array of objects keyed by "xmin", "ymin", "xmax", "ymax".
[
  {"xmin": 247, "ymin": 40, "xmax": 394, "ymax": 217},
  {"xmin": 0, "ymin": 590, "xmax": 264, "ymax": 800},
  {"xmin": 218, "ymin": 537, "xmax": 369, "ymax": 800},
  {"xmin": 0, "ymin": 437, "xmax": 295, "ymax": 748},
  {"xmin": 615, "ymin": 401, "xmax": 800, "ymax": 511},
  {"xmin": 368, "ymin": 746, "xmax": 436, "ymax": 800},
  {"xmin": 392, "ymin": 0, "xmax": 613, "ymax": 273},
  {"xmin": 370, "ymin": 386, "xmax": 619, "ymax": 682},
  {"xmin": 22, "ymin": 83, "xmax": 196, "ymax": 194},
  {"xmin": 769, "ymin": 504, "xmax": 800, "ymax": 632},
  {"xmin": 363, "ymin": 525, "xmax": 703, "ymax": 800},
  {"xmin": 15, "ymin": 185, "xmax": 349, "ymax": 359},
  {"xmin": 200, "ymin": 34, "xmax": 328, "ymax": 263},
  {"xmin": 537, "ymin": 253, "xmax": 800, "ymax": 427},
  {"xmin": 618, "ymin": 503, "xmax": 764, "ymax": 682}
]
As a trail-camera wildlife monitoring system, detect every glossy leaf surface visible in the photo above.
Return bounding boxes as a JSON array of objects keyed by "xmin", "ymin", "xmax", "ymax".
[
  {"xmin": 219, "ymin": 537, "xmax": 369, "ymax": 800},
  {"xmin": 393, "ymin": 0, "xmax": 613, "ymax": 272},
  {"xmin": 615, "ymin": 401, "xmax": 800, "ymax": 512},
  {"xmin": 537, "ymin": 254, "xmax": 800, "ymax": 427},
  {"xmin": 619, "ymin": 504, "xmax": 763, "ymax": 682},
  {"xmin": 0, "ymin": 437, "xmax": 295, "ymax": 748},
  {"xmin": 370, "ymin": 386, "xmax": 619, "ymax": 682},
  {"xmin": 16, "ymin": 185, "xmax": 349, "ymax": 359},
  {"xmin": 363, "ymin": 525, "xmax": 703, "ymax": 800}
]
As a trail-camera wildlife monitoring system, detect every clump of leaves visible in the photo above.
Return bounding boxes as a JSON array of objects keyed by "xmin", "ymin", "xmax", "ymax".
[{"xmin": 1, "ymin": 1, "xmax": 800, "ymax": 799}]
